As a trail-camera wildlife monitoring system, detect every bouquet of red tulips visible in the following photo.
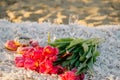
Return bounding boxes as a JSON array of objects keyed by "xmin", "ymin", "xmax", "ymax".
[{"xmin": 5, "ymin": 36, "xmax": 100, "ymax": 80}]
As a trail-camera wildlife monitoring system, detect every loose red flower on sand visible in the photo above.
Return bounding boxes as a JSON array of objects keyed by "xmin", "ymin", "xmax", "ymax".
[{"xmin": 5, "ymin": 40, "xmax": 18, "ymax": 51}]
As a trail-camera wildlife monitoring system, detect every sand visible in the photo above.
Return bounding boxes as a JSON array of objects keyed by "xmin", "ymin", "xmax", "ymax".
[
  {"xmin": 0, "ymin": 0, "xmax": 120, "ymax": 26},
  {"xmin": 0, "ymin": 19, "xmax": 120, "ymax": 80}
]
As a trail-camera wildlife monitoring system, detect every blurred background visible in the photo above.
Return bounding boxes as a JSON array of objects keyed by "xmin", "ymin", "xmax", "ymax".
[{"xmin": 0, "ymin": 0, "xmax": 120, "ymax": 26}]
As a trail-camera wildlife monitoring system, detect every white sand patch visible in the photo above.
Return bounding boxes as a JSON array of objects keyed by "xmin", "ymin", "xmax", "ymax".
[{"xmin": 0, "ymin": 19, "xmax": 120, "ymax": 80}]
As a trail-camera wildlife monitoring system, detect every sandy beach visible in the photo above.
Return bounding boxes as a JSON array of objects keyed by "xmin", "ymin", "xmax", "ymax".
[
  {"xmin": 0, "ymin": 20, "xmax": 120, "ymax": 80},
  {"xmin": 0, "ymin": 0, "xmax": 120, "ymax": 80},
  {"xmin": 0, "ymin": 0, "xmax": 120, "ymax": 26}
]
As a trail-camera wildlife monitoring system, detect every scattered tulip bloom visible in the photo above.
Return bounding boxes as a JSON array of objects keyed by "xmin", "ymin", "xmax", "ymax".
[{"xmin": 5, "ymin": 40, "xmax": 18, "ymax": 51}]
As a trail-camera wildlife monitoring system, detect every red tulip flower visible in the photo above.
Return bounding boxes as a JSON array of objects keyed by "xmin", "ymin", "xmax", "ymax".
[
  {"xmin": 71, "ymin": 68, "xmax": 85, "ymax": 80},
  {"xmin": 39, "ymin": 59, "xmax": 53, "ymax": 74},
  {"xmin": 49, "ymin": 55, "xmax": 57, "ymax": 62},
  {"xmin": 16, "ymin": 46, "xmax": 33, "ymax": 54},
  {"xmin": 56, "ymin": 65, "xmax": 65, "ymax": 74},
  {"xmin": 43, "ymin": 46, "xmax": 59, "ymax": 57},
  {"xmin": 24, "ymin": 58, "xmax": 39, "ymax": 70},
  {"xmin": 60, "ymin": 71, "xmax": 77, "ymax": 80},
  {"xmin": 31, "ymin": 46, "xmax": 44, "ymax": 60},
  {"xmin": 22, "ymin": 47, "xmax": 34, "ymax": 58},
  {"xmin": 49, "ymin": 65, "xmax": 64, "ymax": 75},
  {"xmin": 15, "ymin": 57, "xmax": 25, "ymax": 67},
  {"xmin": 60, "ymin": 69, "xmax": 84, "ymax": 80}
]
